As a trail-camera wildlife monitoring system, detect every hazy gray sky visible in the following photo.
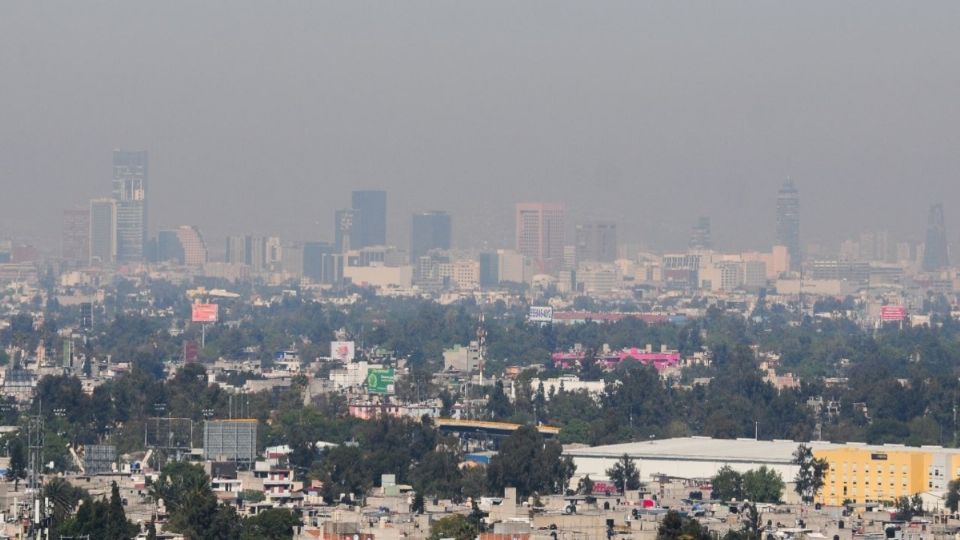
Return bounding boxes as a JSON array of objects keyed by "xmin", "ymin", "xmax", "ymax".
[{"xmin": 1, "ymin": 2, "xmax": 959, "ymax": 253}]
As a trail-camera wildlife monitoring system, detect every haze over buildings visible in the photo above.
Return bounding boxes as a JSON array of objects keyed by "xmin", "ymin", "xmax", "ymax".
[{"xmin": 1, "ymin": 3, "xmax": 959, "ymax": 252}]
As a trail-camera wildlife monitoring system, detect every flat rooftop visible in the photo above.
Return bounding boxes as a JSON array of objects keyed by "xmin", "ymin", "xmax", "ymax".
[{"xmin": 564, "ymin": 437, "xmax": 960, "ymax": 463}]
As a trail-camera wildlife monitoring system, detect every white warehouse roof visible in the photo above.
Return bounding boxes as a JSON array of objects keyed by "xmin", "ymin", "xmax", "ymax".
[{"xmin": 565, "ymin": 436, "xmax": 838, "ymax": 465}]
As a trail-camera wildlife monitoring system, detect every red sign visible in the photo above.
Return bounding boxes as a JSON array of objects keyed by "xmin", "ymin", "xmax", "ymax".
[
  {"xmin": 592, "ymin": 481, "xmax": 618, "ymax": 495},
  {"xmin": 880, "ymin": 306, "xmax": 906, "ymax": 322},
  {"xmin": 191, "ymin": 303, "xmax": 219, "ymax": 323},
  {"xmin": 183, "ymin": 341, "xmax": 199, "ymax": 362}
]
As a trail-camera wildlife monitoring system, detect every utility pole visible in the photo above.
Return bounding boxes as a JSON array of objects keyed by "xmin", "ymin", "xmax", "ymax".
[
  {"xmin": 26, "ymin": 401, "xmax": 44, "ymax": 540},
  {"xmin": 954, "ymin": 378, "xmax": 959, "ymax": 447},
  {"xmin": 476, "ymin": 313, "xmax": 486, "ymax": 388}
]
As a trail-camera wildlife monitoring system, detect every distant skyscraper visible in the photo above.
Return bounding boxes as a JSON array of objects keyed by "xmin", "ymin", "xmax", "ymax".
[
  {"xmin": 334, "ymin": 209, "xmax": 359, "ymax": 252},
  {"xmin": 89, "ymin": 198, "xmax": 117, "ymax": 265},
  {"xmin": 922, "ymin": 204, "xmax": 949, "ymax": 272},
  {"xmin": 157, "ymin": 230, "xmax": 184, "ymax": 264},
  {"xmin": 61, "ymin": 209, "xmax": 90, "ymax": 265},
  {"xmin": 478, "ymin": 252, "xmax": 499, "ymax": 287},
  {"xmin": 411, "ymin": 211, "xmax": 452, "ymax": 261},
  {"xmin": 157, "ymin": 226, "xmax": 206, "ymax": 266},
  {"xmin": 575, "ymin": 221, "xmax": 617, "ymax": 263},
  {"xmin": 225, "ymin": 236, "xmax": 247, "ymax": 265},
  {"xmin": 226, "ymin": 235, "xmax": 268, "ymax": 271},
  {"xmin": 689, "ymin": 217, "xmax": 712, "ymax": 250},
  {"xmin": 515, "ymin": 202, "xmax": 565, "ymax": 273},
  {"xmin": 303, "ymin": 241, "xmax": 342, "ymax": 284},
  {"xmin": 176, "ymin": 226, "xmax": 208, "ymax": 266},
  {"xmin": 776, "ymin": 179, "xmax": 800, "ymax": 271},
  {"xmin": 112, "ymin": 150, "xmax": 148, "ymax": 263},
  {"xmin": 351, "ymin": 190, "xmax": 387, "ymax": 248}
]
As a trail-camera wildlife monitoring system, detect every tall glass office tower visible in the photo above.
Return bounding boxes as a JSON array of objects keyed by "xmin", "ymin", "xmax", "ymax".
[{"xmin": 112, "ymin": 150, "xmax": 148, "ymax": 263}]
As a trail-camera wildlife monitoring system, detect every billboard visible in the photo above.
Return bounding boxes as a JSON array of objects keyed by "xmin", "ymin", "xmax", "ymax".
[
  {"xmin": 366, "ymin": 368, "xmax": 396, "ymax": 394},
  {"xmin": 528, "ymin": 306, "xmax": 554, "ymax": 323},
  {"xmin": 880, "ymin": 305, "xmax": 906, "ymax": 322},
  {"xmin": 203, "ymin": 420, "xmax": 257, "ymax": 463},
  {"xmin": 82, "ymin": 444, "xmax": 117, "ymax": 475},
  {"xmin": 183, "ymin": 341, "xmax": 199, "ymax": 362},
  {"xmin": 192, "ymin": 303, "xmax": 219, "ymax": 323},
  {"xmin": 331, "ymin": 340, "xmax": 356, "ymax": 361}
]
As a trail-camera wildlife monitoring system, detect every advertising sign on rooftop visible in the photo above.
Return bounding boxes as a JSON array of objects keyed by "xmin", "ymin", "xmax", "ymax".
[
  {"xmin": 880, "ymin": 305, "xmax": 906, "ymax": 322},
  {"xmin": 366, "ymin": 368, "xmax": 396, "ymax": 394},
  {"xmin": 191, "ymin": 303, "xmax": 219, "ymax": 323},
  {"xmin": 331, "ymin": 340, "xmax": 356, "ymax": 362},
  {"xmin": 528, "ymin": 306, "xmax": 553, "ymax": 323}
]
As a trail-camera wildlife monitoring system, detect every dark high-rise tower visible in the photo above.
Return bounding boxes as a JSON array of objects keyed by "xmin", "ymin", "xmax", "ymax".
[
  {"xmin": 776, "ymin": 179, "xmax": 800, "ymax": 271},
  {"xmin": 575, "ymin": 221, "xmax": 617, "ymax": 262},
  {"xmin": 351, "ymin": 190, "xmax": 387, "ymax": 248},
  {"xmin": 922, "ymin": 204, "xmax": 949, "ymax": 272},
  {"xmin": 89, "ymin": 198, "xmax": 117, "ymax": 266},
  {"xmin": 112, "ymin": 150, "xmax": 148, "ymax": 263},
  {"xmin": 689, "ymin": 217, "xmax": 712, "ymax": 250},
  {"xmin": 411, "ymin": 211, "xmax": 452, "ymax": 261},
  {"xmin": 61, "ymin": 208, "xmax": 90, "ymax": 266}
]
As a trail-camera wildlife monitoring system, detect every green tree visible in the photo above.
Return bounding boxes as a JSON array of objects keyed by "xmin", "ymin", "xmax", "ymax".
[
  {"xmin": 430, "ymin": 514, "xmax": 477, "ymax": 540},
  {"xmin": 170, "ymin": 488, "xmax": 241, "ymax": 540},
  {"xmin": 946, "ymin": 478, "xmax": 960, "ymax": 513},
  {"xmin": 240, "ymin": 508, "xmax": 300, "ymax": 540},
  {"xmin": 316, "ymin": 445, "xmax": 371, "ymax": 504},
  {"xmin": 894, "ymin": 496, "xmax": 919, "ymax": 521},
  {"xmin": 792, "ymin": 444, "xmax": 827, "ymax": 502},
  {"xmin": 578, "ymin": 475, "xmax": 595, "ymax": 495},
  {"xmin": 411, "ymin": 449, "xmax": 463, "ymax": 500},
  {"xmin": 486, "ymin": 381, "xmax": 513, "ymax": 420},
  {"xmin": 487, "ymin": 425, "xmax": 569, "ymax": 498},
  {"xmin": 149, "ymin": 461, "xmax": 211, "ymax": 514},
  {"xmin": 149, "ymin": 461, "xmax": 244, "ymax": 540},
  {"xmin": 657, "ymin": 510, "xmax": 712, "ymax": 540},
  {"xmin": 741, "ymin": 466, "xmax": 784, "ymax": 503},
  {"xmin": 460, "ymin": 466, "xmax": 488, "ymax": 501},
  {"xmin": 58, "ymin": 497, "xmax": 107, "ymax": 539},
  {"xmin": 57, "ymin": 486, "xmax": 136, "ymax": 540},
  {"xmin": 105, "ymin": 481, "xmax": 138, "ymax": 539},
  {"xmin": 6, "ymin": 437, "xmax": 27, "ymax": 491},
  {"xmin": 412, "ymin": 492, "xmax": 426, "ymax": 514},
  {"xmin": 738, "ymin": 502, "xmax": 763, "ymax": 540},
  {"xmin": 42, "ymin": 478, "xmax": 89, "ymax": 537},
  {"xmin": 711, "ymin": 466, "xmax": 743, "ymax": 501},
  {"xmin": 606, "ymin": 454, "xmax": 642, "ymax": 494}
]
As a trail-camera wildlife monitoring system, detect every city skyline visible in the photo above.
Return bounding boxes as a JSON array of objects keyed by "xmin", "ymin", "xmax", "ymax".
[
  {"xmin": 3, "ymin": 3, "xmax": 960, "ymax": 252},
  {"xmin": 4, "ymin": 4, "xmax": 960, "ymax": 539}
]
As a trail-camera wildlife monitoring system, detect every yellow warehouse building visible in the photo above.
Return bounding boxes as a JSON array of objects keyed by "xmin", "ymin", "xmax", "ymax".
[
  {"xmin": 566, "ymin": 437, "xmax": 960, "ymax": 507},
  {"xmin": 815, "ymin": 444, "xmax": 960, "ymax": 506}
]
